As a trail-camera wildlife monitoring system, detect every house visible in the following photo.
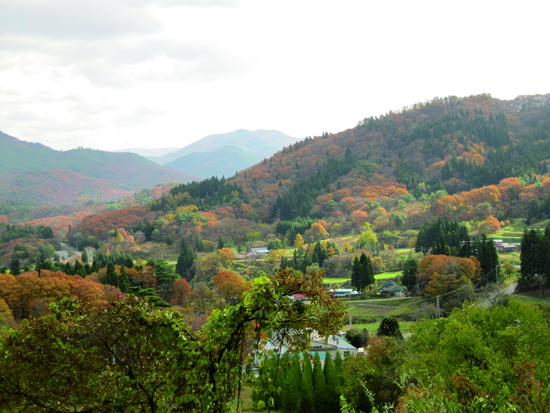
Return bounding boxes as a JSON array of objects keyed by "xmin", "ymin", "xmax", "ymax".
[
  {"xmin": 254, "ymin": 331, "xmax": 358, "ymax": 368},
  {"xmin": 84, "ymin": 247, "xmax": 96, "ymax": 256},
  {"xmin": 327, "ymin": 288, "xmax": 354, "ymax": 298},
  {"xmin": 378, "ymin": 281, "xmax": 404, "ymax": 297},
  {"xmin": 54, "ymin": 251, "xmax": 69, "ymax": 261},
  {"xmin": 248, "ymin": 246, "xmax": 270, "ymax": 256},
  {"xmin": 498, "ymin": 243, "xmax": 520, "ymax": 253}
]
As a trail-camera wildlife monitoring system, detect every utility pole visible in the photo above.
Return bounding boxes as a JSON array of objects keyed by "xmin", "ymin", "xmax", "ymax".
[
  {"xmin": 349, "ymin": 312, "xmax": 352, "ymax": 328},
  {"xmin": 436, "ymin": 296, "xmax": 440, "ymax": 319}
]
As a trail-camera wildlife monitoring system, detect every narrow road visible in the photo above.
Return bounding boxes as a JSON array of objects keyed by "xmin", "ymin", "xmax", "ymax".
[{"xmin": 478, "ymin": 283, "xmax": 518, "ymax": 307}]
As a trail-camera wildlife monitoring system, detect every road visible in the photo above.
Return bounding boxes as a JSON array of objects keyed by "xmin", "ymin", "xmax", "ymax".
[{"xmin": 478, "ymin": 283, "xmax": 518, "ymax": 307}]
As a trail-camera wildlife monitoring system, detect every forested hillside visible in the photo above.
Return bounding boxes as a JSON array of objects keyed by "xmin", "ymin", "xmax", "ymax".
[
  {"xmin": 71, "ymin": 94, "xmax": 550, "ymax": 251},
  {"xmin": 0, "ymin": 132, "xmax": 199, "ymax": 206}
]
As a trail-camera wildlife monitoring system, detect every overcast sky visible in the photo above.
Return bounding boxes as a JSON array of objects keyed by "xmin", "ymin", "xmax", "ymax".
[{"xmin": 1, "ymin": 0, "xmax": 548, "ymax": 151}]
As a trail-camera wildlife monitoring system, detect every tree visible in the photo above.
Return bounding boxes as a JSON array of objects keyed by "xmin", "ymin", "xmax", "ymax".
[
  {"xmin": 377, "ymin": 317, "xmax": 403, "ymax": 341},
  {"xmin": 300, "ymin": 356, "xmax": 315, "ymax": 413},
  {"xmin": 0, "ymin": 269, "xmax": 346, "ymax": 413},
  {"xmin": 312, "ymin": 352, "xmax": 326, "ymax": 413},
  {"xmin": 171, "ymin": 278, "xmax": 191, "ymax": 306},
  {"xmin": 81, "ymin": 249, "xmax": 89, "ymax": 264},
  {"xmin": 357, "ymin": 222, "xmax": 377, "ymax": 251},
  {"xmin": 344, "ymin": 328, "xmax": 369, "ymax": 348},
  {"xmin": 119, "ymin": 266, "xmax": 130, "ymax": 293},
  {"xmin": 401, "ymin": 258, "xmax": 418, "ymax": 293},
  {"xmin": 217, "ymin": 235, "xmax": 226, "ymax": 250},
  {"xmin": 10, "ymin": 259, "xmax": 20, "ymax": 276},
  {"xmin": 213, "ymin": 270, "xmax": 248, "ymax": 306},
  {"xmin": 176, "ymin": 238, "xmax": 196, "ymax": 281},
  {"xmin": 323, "ymin": 352, "xmax": 340, "ymax": 413},
  {"xmin": 282, "ymin": 355, "xmax": 302, "ymax": 412},
  {"xmin": 294, "ymin": 233, "xmax": 305, "ymax": 252},
  {"xmin": 106, "ymin": 262, "xmax": 117, "ymax": 287}
]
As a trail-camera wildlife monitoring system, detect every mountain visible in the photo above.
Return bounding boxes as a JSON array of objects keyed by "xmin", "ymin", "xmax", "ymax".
[
  {"xmin": 157, "ymin": 129, "xmax": 298, "ymax": 166},
  {"xmin": 165, "ymin": 145, "xmax": 263, "ymax": 179},
  {"xmin": 112, "ymin": 147, "xmax": 180, "ymax": 158},
  {"xmin": 0, "ymin": 132, "xmax": 200, "ymax": 206}
]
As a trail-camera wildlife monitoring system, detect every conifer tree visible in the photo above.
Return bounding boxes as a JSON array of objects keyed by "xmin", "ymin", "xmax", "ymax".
[
  {"xmin": 273, "ymin": 355, "xmax": 286, "ymax": 410},
  {"xmin": 282, "ymin": 356, "xmax": 301, "ymax": 412},
  {"xmin": 334, "ymin": 352, "xmax": 344, "ymax": 385},
  {"xmin": 217, "ymin": 235, "xmax": 226, "ymax": 251},
  {"xmin": 81, "ymin": 249, "xmax": 89, "ymax": 264},
  {"xmin": 323, "ymin": 352, "xmax": 340, "ymax": 413},
  {"xmin": 64, "ymin": 262, "xmax": 73, "ymax": 276},
  {"xmin": 300, "ymin": 357, "xmax": 314, "ymax": 413},
  {"xmin": 10, "ymin": 258, "xmax": 21, "ymax": 276},
  {"xmin": 119, "ymin": 266, "xmax": 130, "ymax": 293},
  {"xmin": 312, "ymin": 352, "xmax": 326, "ymax": 412},
  {"xmin": 195, "ymin": 237, "xmax": 205, "ymax": 252},
  {"xmin": 351, "ymin": 256, "xmax": 361, "ymax": 293},
  {"xmin": 176, "ymin": 237, "xmax": 196, "ymax": 281},
  {"xmin": 106, "ymin": 263, "xmax": 117, "ymax": 287}
]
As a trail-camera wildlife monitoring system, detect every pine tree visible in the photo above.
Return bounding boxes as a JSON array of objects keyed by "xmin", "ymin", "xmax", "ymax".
[
  {"xmin": 195, "ymin": 237, "xmax": 205, "ymax": 252},
  {"xmin": 106, "ymin": 263, "xmax": 117, "ymax": 287},
  {"xmin": 351, "ymin": 256, "xmax": 361, "ymax": 292},
  {"xmin": 300, "ymin": 357, "xmax": 314, "ymax": 413},
  {"xmin": 312, "ymin": 353, "xmax": 326, "ymax": 413},
  {"xmin": 81, "ymin": 249, "xmax": 89, "ymax": 264},
  {"xmin": 217, "ymin": 235, "xmax": 226, "ymax": 251},
  {"xmin": 323, "ymin": 353, "xmax": 339, "ymax": 413},
  {"xmin": 64, "ymin": 262, "xmax": 73, "ymax": 276},
  {"xmin": 401, "ymin": 258, "xmax": 418, "ymax": 294},
  {"xmin": 282, "ymin": 356, "xmax": 302, "ymax": 412},
  {"xmin": 119, "ymin": 266, "xmax": 130, "ymax": 293},
  {"xmin": 176, "ymin": 238, "xmax": 196, "ymax": 281},
  {"xmin": 10, "ymin": 258, "xmax": 21, "ymax": 276},
  {"xmin": 333, "ymin": 352, "xmax": 343, "ymax": 385}
]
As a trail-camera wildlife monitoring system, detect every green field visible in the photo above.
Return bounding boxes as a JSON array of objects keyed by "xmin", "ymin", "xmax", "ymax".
[
  {"xmin": 344, "ymin": 321, "xmax": 414, "ymax": 335},
  {"xmin": 375, "ymin": 270, "xmax": 401, "ymax": 279},
  {"xmin": 323, "ymin": 278, "xmax": 350, "ymax": 284}
]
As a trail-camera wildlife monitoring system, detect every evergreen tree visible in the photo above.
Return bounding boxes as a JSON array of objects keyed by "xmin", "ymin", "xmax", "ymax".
[
  {"xmin": 300, "ymin": 357, "xmax": 314, "ymax": 413},
  {"xmin": 333, "ymin": 352, "xmax": 343, "ymax": 386},
  {"xmin": 527, "ymin": 197, "xmax": 542, "ymax": 225},
  {"xmin": 282, "ymin": 356, "xmax": 302, "ymax": 412},
  {"xmin": 81, "ymin": 249, "xmax": 89, "ymax": 264},
  {"xmin": 90, "ymin": 261, "xmax": 98, "ymax": 274},
  {"xmin": 457, "ymin": 234, "xmax": 472, "ymax": 258},
  {"xmin": 10, "ymin": 258, "xmax": 21, "ymax": 276},
  {"xmin": 74, "ymin": 260, "xmax": 83, "ymax": 275},
  {"xmin": 477, "ymin": 234, "xmax": 500, "ymax": 284},
  {"xmin": 176, "ymin": 238, "xmax": 196, "ymax": 281},
  {"xmin": 351, "ymin": 256, "xmax": 361, "ymax": 293},
  {"xmin": 358, "ymin": 252, "xmax": 374, "ymax": 293},
  {"xmin": 401, "ymin": 258, "xmax": 418, "ymax": 294},
  {"xmin": 217, "ymin": 235, "xmax": 226, "ymax": 250},
  {"xmin": 432, "ymin": 230, "xmax": 451, "ymax": 255},
  {"xmin": 106, "ymin": 263, "xmax": 117, "ymax": 287},
  {"xmin": 323, "ymin": 353, "xmax": 340, "ymax": 413},
  {"xmin": 64, "ymin": 262, "xmax": 73, "ymax": 276},
  {"xmin": 194, "ymin": 237, "xmax": 205, "ymax": 252},
  {"xmin": 312, "ymin": 353, "xmax": 326, "ymax": 413},
  {"xmin": 125, "ymin": 255, "xmax": 134, "ymax": 268},
  {"xmin": 273, "ymin": 355, "xmax": 286, "ymax": 410},
  {"xmin": 119, "ymin": 266, "xmax": 130, "ymax": 293}
]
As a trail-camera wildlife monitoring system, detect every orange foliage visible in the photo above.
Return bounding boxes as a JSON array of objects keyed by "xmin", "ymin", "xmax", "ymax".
[
  {"xmin": 417, "ymin": 255, "xmax": 479, "ymax": 293},
  {"xmin": 171, "ymin": 278, "xmax": 191, "ymax": 306},
  {"xmin": 212, "ymin": 270, "xmax": 249, "ymax": 304}
]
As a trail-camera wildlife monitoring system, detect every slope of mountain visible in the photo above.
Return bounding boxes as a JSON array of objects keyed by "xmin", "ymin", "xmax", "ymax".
[
  {"xmin": 157, "ymin": 129, "xmax": 298, "ymax": 166},
  {"xmin": 165, "ymin": 145, "xmax": 263, "ymax": 178},
  {"xmin": 0, "ymin": 132, "xmax": 200, "ymax": 206},
  {"xmin": 113, "ymin": 147, "xmax": 180, "ymax": 158}
]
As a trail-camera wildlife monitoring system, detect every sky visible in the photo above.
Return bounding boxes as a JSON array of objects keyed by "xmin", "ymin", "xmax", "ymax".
[{"xmin": 1, "ymin": 0, "xmax": 549, "ymax": 152}]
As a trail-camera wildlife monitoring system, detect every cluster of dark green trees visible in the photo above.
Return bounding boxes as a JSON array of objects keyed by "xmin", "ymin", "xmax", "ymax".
[
  {"xmin": 351, "ymin": 253, "xmax": 375, "ymax": 293},
  {"xmin": 175, "ymin": 238, "xmax": 196, "ymax": 281},
  {"xmin": 149, "ymin": 176, "xmax": 247, "ymax": 212},
  {"xmin": 0, "ymin": 223, "xmax": 54, "ymax": 243},
  {"xmin": 92, "ymin": 251, "xmax": 134, "ymax": 270},
  {"xmin": 271, "ymin": 151, "xmax": 359, "ymax": 221},
  {"xmin": 395, "ymin": 109, "xmax": 550, "ymax": 195},
  {"xmin": 252, "ymin": 352, "xmax": 344, "ymax": 413},
  {"xmin": 280, "ymin": 241, "xmax": 339, "ymax": 272},
  {"xmin": 415, "ymin": 218, "xmax": 469, "ymax": 254},
  {"xmin": 520, "ymin": 227, "xmax": 550, "ymax": 287}
]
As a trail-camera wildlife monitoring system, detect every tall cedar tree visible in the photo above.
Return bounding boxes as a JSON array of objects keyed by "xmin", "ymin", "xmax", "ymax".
[
  {"xmin": 312, "ymin": 352, "xmax": 326, "ymax": 413},
  {"xmin": 217, "ymin": 235, "xmax": 226, "ymax": 250},
  {"xmin": 476, "ymin": 235, "xmax": 499, "ymax": 284},
  {"xmin": 119, "ymin": 267, "xmax": 130, "ymax": 293},
  {"xmin": 176, "ymin": 238, "xmax": 196, "ymax": 281},
  {"xmin": 323, "ymin": 352, "xmax": 340, "ymax": 413},
  {"xmin": 401, "ymin": 258, "xmax": 418, "ymax": 293},
  {"xmin": 282, "ymin": 356, "xmax": 302, "ymax": 412},
  {"xmin": 300, "ymin": 357, "xmax": 315, "ymax": 413},
  {"xmin": 10, "ymin": 258, "xmax": 21, "ymax": 276},
  {"xmin": 106, "ymin": 263, "xmax": 117, "ymax": 287}
]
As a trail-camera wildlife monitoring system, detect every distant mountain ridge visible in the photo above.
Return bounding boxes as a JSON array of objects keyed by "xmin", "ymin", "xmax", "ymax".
[
  {"xmin": 151, "ymin": 129, "xmax": 297, "ymax": 178},
  {"xmin": 165, "ymin": 145, "xmax": 263, "ymax": 179},
  {"xmin": 113, "ymin": 147, "xmax": 180, "ymax": 158},
  {"xmin": 0, "ymin": 131, "xmax": 199, "ymax": 206},
  {"xmin": 156, "ymin": 129, "xmax": 298, "ymax": 165}
]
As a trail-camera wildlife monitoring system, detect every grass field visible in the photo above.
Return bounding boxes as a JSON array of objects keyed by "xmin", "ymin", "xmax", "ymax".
[
  {"xmin": 375, "ymin": 270, "xmax": 401, "ymax": 279},
  {"xmin": 345, "ymin": 321, "xmax": 415, "ymax": 335}
]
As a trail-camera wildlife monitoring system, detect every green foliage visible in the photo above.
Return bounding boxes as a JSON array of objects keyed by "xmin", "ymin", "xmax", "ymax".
[
  {"xmin": 0, "ymin": 223, "xmax": 54, "ymax": 243},
  {"xmin": 300, "ymin": 357, "xmax": 315, "ymax": 413},
  {"xmin": 344, "ymin": 328, "xmax": 369, "ymax": 348},
  {"xmin": 401, "ymin": 258, "xmax": 418, "ymax": 293},
  {"xmin": 377, "ymin": 317, "xmax": 403, "ymax": 341},
  {"xmin": 176, "ymin": 237, "xmax": 196, "ymax": 281},
  {"xmin": 0, "ymin": 268, "xmax": 346, "ymax": 412},
  {"xmin": 416, "ymin": 218, "xmax": 468, "ymax": 254}
]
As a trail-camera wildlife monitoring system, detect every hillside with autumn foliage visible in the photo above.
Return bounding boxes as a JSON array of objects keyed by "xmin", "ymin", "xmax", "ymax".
[{"xmin": 65, "ymin": 94, "xmax": 550, "ymax": 250}]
